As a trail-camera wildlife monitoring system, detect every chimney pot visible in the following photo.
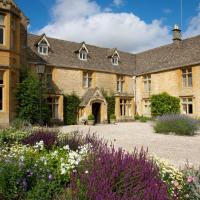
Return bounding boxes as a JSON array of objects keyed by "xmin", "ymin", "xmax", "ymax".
[{"xmin": 172, "ymin": 24, "xmax": 182, "ymax": 43}]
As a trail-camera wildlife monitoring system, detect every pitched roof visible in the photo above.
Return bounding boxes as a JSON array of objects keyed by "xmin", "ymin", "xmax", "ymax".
[
  {"xmin": 27, "ymin": 34, "xmax": 135, "ymax": 76},
  {"xmin": 27, "ymin": 33, "xmax": 200, "ymax": 76},
  {"xmin": 136, "ymin": 35, "xmax": 200, "ymax": 75}
]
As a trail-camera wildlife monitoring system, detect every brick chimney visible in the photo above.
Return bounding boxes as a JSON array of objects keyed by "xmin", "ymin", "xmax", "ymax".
[{"xmin": 172, "ymin": 24, "xmax": 182, "ymax": 43}]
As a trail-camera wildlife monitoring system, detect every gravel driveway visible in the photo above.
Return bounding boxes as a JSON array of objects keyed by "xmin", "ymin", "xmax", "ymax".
[{"xmin": 60, "ymin": 122, "xmax": 200, "ymax": 168}]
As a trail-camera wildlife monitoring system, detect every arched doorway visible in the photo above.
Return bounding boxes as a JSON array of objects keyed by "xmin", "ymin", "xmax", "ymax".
[{"xmin": 92, "ymin": 102, "xmax": 101, "ymax": 124}]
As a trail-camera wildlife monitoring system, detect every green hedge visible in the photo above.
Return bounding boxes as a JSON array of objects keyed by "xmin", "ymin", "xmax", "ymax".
[
  {"xmin": 64, "ymin": 93, "xmax": 80, "ymax": 125},
  {"xmin": 150, "ymin": 92, "xmax": 180, "ymax": 117}
]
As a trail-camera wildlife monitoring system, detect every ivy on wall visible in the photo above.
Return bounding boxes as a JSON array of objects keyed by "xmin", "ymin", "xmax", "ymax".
[
  {"xmin": 150, "ymin": 92, "xmax": 180, "ymax": 117},
  {"xmin": 64, "ymin": 93, "xmax": 81, "ymax": 125},
  {"xmin": 105, "ymin": 95, "xmax": 115, "ymax": 123}
]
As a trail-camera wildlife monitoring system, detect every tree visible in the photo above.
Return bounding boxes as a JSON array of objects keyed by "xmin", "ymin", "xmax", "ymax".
[
  {"xmin": 16, "ymin": 73, "xmax": 50, "ymax": 124},
  {"xmin": 150, "ymin": 92, "xmax": 180, "ymax": 117}
]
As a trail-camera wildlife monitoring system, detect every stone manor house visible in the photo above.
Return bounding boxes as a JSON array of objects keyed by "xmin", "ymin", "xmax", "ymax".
[{"xmin": 1, "ymin": 0, "xmax": 200, "ymax": 126}]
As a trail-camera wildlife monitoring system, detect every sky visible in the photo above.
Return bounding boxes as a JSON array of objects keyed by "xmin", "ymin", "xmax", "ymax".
[{"xmin": 15, "ymin": 0, "xmax": 200, "ymax": 53}]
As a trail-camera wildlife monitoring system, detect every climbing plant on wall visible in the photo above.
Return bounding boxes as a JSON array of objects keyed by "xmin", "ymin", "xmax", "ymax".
[{"xmin": 64, "ymin": 93, "xmax": 81, "ymax": 125}]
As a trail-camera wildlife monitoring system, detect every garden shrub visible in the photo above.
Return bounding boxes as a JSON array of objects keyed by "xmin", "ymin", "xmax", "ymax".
[
  {"xmin": 64, "ymin": 93, "xmax": 80, "ymax": 125},
  {"xmin": 154, "ymin": 114, "xmax": 199, "ymax": 136},
  {"xmin": 0, "ymin": 128, "xmax": 30, "ymax": 145},
  {"xmin": 88, "ymin": 114, "xmax": 94, "ymax": 120},
  {"xmin": 16, "ymin": 73, "xmax": 50, "ymax": 125},
  {"xmin": 110, "ymin": 114, "xmax": 116, "ymax": 120},
  {"xmin": 150, "ymin": 92, "xmax": 180, "ymax": 117},
  {"xmin": 70, "ymin": 140, "xmax": 170, "ymax": 200},
  {"xmin": 22, "ymin": 129, "xmax": 59, "ymax": 150}
]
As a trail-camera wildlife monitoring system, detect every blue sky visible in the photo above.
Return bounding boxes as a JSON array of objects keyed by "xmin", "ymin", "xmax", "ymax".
[{"xmin": 15, "ymin": 0, "xmax": 200, "ymax": 52}]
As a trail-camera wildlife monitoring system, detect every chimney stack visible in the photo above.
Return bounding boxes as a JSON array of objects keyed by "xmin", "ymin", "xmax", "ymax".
[{"xmin": 172, "ymin": 24, "xmax": 182, "ymax": 43}]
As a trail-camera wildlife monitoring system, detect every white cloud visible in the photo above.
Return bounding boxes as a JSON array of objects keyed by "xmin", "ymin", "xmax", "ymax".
[
  {"xmin": 113, "ymin": 0, "xmax": 124, "ymax": 7},
  {"xmin": 37, "ymin": 0, "xmax": 171, "ymax": 53},
  {"xmin": 184, "ymin": 13, "xmax": 200, "ymax": 38}
]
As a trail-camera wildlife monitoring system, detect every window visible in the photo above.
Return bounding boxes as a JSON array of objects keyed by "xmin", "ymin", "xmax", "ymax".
[
  {"xmin": 182, "ymin": 68, "xmax": 192, "ymax": 87},
  {"xmin": 83, "ymin": 72, "xmax": 92, "ymax": 88},
  {"xmin": 48, "ymin": 97, "xmax": 59, "ymax": 119},
  {"xmin": 112, "ymin": 55, "xmax": 119, "ymax": 65},
  {"xmin": 181, "ymin": 97, "xmax": 193, "ymax": 115},
  {"xmin": 120, "ymin": 99, "xmax": 132, "ymax": 117},
  {"xmin": 143, "ymin": 75, "xmax": 151, "ymax": 93},
  {"xmin": 79, "ymin": 49, "xmax": 88, "ymax": 60},
  {"xmin": 45, "ymin": 68, "xmax": 52, "ymax": 89},
  {"xmin": 0, "ymin": 71, "xmax": 4, "ymax": 111},
  {"xmin": 144, "ymin": 99, "xmax": 151, "ymax": 116},
  {"xmin": 117, "ymin": 75, "xmax": 124, "ymax": 92},
  {"xmin": 11, "ymin": 20, "xmax": 16, "ymax": 49},
  {"xmin": 38, "ymin": 40, "xmax": 48, "ymax": 55},
  {"xmin": 0, "ymin": 14, "xmax": 5, "ymax": 45}
]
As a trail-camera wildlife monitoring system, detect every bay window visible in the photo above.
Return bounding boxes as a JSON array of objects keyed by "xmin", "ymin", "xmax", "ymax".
[{"xmin": 120, "ymin": 99, "xmax": 132, "ymax": 117}]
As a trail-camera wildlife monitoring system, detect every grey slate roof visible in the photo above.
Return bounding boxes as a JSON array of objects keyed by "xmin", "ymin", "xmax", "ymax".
[
  {"xmin": 27, "ymin": 33, "xmax": 200, "ymax": 76},
  {"xmin": 136, "ymin": 35, "xmax": 200, "ymax": 75},
  {"xmin": 79, "ymin": 88, "xmax": 97, "ymax": 107},
  {"xmin": 27, "ymin": 34, "xmax": 135, "ymax": 76}
]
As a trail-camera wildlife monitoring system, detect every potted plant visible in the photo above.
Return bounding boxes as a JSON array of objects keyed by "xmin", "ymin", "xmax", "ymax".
[
  {"xmin": 88, "ymin": 114, "xmax": 95, "ymax": 125},
  {"xmin": 110, "ymin": 114, "xmax": 116, "ymax": 124}
]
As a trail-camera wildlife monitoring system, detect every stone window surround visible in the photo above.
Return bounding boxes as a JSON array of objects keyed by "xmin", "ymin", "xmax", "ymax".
[
  {"xmin": 143, "ymin": 74, "xmax": 151, "ymax": 93},
  {"xmin": 0, "ymin": 71, "xmax": 4, "ymax": 111},
  {"xmin": 48, "ymin": 96, "xmax": 59, "ymax": 119},
  {"xmin": 0, "ymin": 13, "xmax": 5, "ymax": 45},
  {"xmin": 83, "ymin": 71, "xmax": 92, "ymax": 88},
  {"xmin": 182, "ymin": 67, "xmax": 192, "ymax": 87},
  {"xmin": 117, "ymin": 75, "xmax": 124, "ymax": 92},
  {"xmin": 120, "ymin": 98, "xmax": 132, "ymax": 117},
  {"xmin": 181, "ymin": 97, "xmax": 193, "ymax": 115}
]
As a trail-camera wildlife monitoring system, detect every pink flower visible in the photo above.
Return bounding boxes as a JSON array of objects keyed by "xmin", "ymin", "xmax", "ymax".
[{"xmin": 187, "ymin": 176, "xmax": 195, "ymax": 183}]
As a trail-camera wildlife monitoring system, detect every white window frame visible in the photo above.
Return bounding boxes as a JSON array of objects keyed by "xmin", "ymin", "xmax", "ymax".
[
  {"xmin": 79, "ymin": 49, "xmax": 88, "ymax": 61},
  {"xmin": 38, "ymin": 45, "xmax": 48, "ymax": 55},
  {"xmin": 117, "ymin": 75, "xmax": 124, "ymax": 92},
  {"xmin": 0, "ymin": 14, "xmax": 5, "ymax": 46},
  {"xmin": 181, "ymin": 97, "xmax": 193, "ymax": 115},
  {"xmin": 112, "ymin": 56, "xmax": 119, "ymax": 65},
  {"xmin": 182, "ymin": 68, "xmax": 192, "ymax": 87},
  {"xmin": 83, "ymin": 72, "xmax": 92, "ymax": 88}
]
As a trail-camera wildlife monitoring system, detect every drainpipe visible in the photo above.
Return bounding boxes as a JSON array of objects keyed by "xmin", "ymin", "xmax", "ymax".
[{"xmin": 132, "ymin": 76, "xmax": 137, "ymax": 116}]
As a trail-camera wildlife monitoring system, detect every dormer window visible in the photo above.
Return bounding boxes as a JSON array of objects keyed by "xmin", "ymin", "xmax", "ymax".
[
  {"xmin": 37, "ymin": 34, "xmax": 50, "ymax": 56},
  {"xmin": 111, "ymin": 50, "xmax": 120, "ymax": 65},
  {"xmin": 0, "ymin": 14, "xmax": 5, "ymax": 45},
  {"xmin": 112, "ymin": 56, "xmax": 119, "ymax": 65},
  {"xmin": 38, "ymin": 40, "xmax": 48, "ymax": 55},
  {"xmin": 78, "ymin": 42, "xmax": 89, "ymax": 61},
  {"xmin": 79, "ymin": 49, "xmax": 88, "ymax": 61}
]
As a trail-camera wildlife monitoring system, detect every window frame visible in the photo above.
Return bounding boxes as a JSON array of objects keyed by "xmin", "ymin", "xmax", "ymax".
[
  {"xmin": 38, "ymin": 45, "xmax": 49, "ymax": 55},
  {"xmin": 117, "ymin": 75, "xmax": 124, "ymax": 93},
  {"xmin": 143, "ymin": 75, "xmax": 151, "ymax": 93},
  {"xmin": 79, "ymin": 49, "xmax": 88, "ymax": 61},
  {"xmin": 181, "ymin": 97, "xmax": 193, "ymax": 115},
  {"xmin": 0, "ymin": 14, "xmax": 5, "ymax": 46},
  {"xmin": 112, "ymin": 55, "xmax": 119, "ymax": 65},
  {"xmin": 143, "ymin": 99, "xmax": 151, "ymax": 116},
  {"xmin": 0, "ymin": 71, "xmax": 4, "ymax": 111},
  {"xmin": 120, "ymin": 98, "xmax": 132, "ymax": 117},
  {"xmin": 83, "ymin": 71, "xmax": 92, "ymax": 88},
  {"xmin": 182, "ymin": 68, "xmax": 192, "ymax": 87},
  {"xmin": 47, "ymin": 97, "xmax": 59, "ymax": 119}
]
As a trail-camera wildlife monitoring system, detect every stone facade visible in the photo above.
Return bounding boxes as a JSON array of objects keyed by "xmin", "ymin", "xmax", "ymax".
[{"xmin": 1, "ymin": 1, "xmax": 200, "ymax": 127}]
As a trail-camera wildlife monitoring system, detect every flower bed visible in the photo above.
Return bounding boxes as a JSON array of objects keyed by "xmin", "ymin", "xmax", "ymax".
[{"xmin": 0, "ymin": 128, "xmax": 199, "ymax": 199}]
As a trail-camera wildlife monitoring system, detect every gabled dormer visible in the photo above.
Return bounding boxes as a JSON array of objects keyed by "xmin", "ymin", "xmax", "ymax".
[
  {"xmin": 36, "ymin": 34, "xmax": 50, "ymax": 56},
  {"xmin": 110, "ymin": 49, "xmax": 120, "ymax": 66},
  {"xmin": 78, "ymin": 42, "xmax": 88, "ymax": 61}
]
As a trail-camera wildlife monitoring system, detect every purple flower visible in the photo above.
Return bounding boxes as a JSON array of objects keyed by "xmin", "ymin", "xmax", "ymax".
[{"xmin": 187, "ymin": 176, "xmax": 195, "ymax": 183}]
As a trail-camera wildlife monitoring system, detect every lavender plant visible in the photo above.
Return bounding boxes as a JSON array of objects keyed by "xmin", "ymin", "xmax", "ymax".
[
  {"xmin": 70, "ymin": 137, "xmax": 171, "ymax": 200},
  {"xmin": 154, "ymin": 114, "xmax": 199, "ymax": 136}
]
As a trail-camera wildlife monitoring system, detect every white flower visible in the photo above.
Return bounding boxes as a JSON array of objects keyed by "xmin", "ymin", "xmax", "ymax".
[
  {"xmin": 63, "ymin": 145, "xmax": 70, "ymax": 151},
  {"xmin": 85, "ymin": 170, "xmax": 89, "ymax": 174}
]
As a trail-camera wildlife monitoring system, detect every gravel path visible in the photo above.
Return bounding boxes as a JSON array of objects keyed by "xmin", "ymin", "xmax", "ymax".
[{"xmin": 60, "ymin": 122, "xmax": 200, "ymax": 168}]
